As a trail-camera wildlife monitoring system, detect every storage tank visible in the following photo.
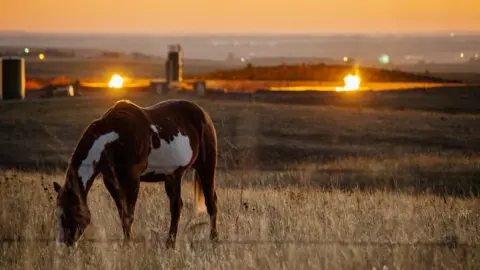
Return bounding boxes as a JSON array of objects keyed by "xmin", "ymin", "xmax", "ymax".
[
  {"xmin": 1, "ymin": 57, "xmax": 26, "ymax": 100},
  {"xmin": 165, "ymin": 44, "xmax": 183, "ymax": 83},
  {"xmin": 0, "ymin": 59, "xmax": 2, "ymax": 100}
]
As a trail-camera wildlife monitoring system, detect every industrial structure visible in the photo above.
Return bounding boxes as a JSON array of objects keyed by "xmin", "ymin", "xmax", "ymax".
[
  {"xmin": 0, "ymin": 57, "xmax": 26, "ymax": 100},
  {"xmin": 165, "ymin": 44, "xmax": 183, "ymax": 83},
  {"xmin": 193, "ymin": 81, "xmax": 206, "ymax": 97}
]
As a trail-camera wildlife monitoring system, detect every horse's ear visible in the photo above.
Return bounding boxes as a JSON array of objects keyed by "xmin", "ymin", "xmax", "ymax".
[{"xmin": 53, "ymin": 182, "xmax": 62, "ymax": 193}]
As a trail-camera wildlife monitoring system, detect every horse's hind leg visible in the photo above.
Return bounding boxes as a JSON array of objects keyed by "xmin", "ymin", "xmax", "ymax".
[{"xmin": 165, "ymin": 172, "xmax": 184, "ymax": 248}]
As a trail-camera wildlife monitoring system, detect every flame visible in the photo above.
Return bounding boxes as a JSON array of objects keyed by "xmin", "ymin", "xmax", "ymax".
[
  {"xmin": 336, "ymin": 74, "xmax": 361, "ymax": 92},
  {"xmin": 67, "ymin": 85, "xmax": 74, "ymax": 97},
  {"xmin": 108, "ymin": 74, "xmax": 124, "ymax": 88}
]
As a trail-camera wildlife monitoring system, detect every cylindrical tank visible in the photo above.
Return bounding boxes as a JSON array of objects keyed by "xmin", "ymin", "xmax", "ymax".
[
  {"xmin": 165, "ymin": 44, "xmax": 183, "ymax": 83},
  {"xmin": 1, "ymin": 57, "xmax": 26, "ymax": 100}
]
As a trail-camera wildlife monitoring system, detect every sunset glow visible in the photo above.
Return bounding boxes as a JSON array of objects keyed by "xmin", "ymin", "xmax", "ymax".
[{"xmin": 1, "ymin": 0, "xmax": 479, "ymax": 34}]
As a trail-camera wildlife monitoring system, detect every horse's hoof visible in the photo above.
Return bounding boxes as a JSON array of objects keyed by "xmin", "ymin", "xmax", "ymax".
[
  {"xmin": 122, "ymin": 239, "xmax": 134, "ymax": 248},
  {"xmin": 165, "ymin": 238, "xmax": 176, "ymax": 249},
  {"xmin": 210, "ymin": 231, "xmax": 219, "ymax": 243}
]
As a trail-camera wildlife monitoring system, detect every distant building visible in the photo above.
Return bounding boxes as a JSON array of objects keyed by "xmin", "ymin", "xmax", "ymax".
[{"xmin": 165, "ymin": 44, "xmax": 183, "ymax": 83}]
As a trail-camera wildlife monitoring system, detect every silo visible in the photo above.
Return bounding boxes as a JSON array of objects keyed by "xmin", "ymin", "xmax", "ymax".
[
  {"xmin": 1, "ymin": 57, "xmax": 26, "ymax": 100},
  {"xmin": 0, "ymin": 59, "xmax": 2, "ymax": 100},
  {"xmin": 165, "ymin": 44, "xmax": 183, "ymax": 83}
]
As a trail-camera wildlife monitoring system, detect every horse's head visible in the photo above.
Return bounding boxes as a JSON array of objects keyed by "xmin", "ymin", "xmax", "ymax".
[{"xmin": 52, "ymin": 169, "xmax": 91, "ymax": 247}]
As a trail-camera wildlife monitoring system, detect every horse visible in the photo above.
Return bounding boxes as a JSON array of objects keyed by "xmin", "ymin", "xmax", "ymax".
[{"xmin": 51, "ymin": 99, "xmax": 219, "ymax": 248}]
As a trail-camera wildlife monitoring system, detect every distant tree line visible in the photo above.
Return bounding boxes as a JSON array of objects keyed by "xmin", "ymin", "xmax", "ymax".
[
  {"xmin": 192, "ymin": 63, "xmax": 460, "ymax": 83},
  {"xmin": 0, "ymin": 48, "xmax": 75, "ymax": 58}
]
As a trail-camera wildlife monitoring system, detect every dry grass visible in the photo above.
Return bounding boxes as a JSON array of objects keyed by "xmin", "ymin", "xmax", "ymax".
[
  {"xmin": 0, "ymin": 95, "xmax": 480, "ymax": 269},
  {"xmin": 1, "ymin": 170, "xmax": 479, "ymax": 270}
]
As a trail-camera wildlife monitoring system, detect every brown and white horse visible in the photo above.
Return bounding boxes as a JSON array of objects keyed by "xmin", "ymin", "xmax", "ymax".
[{"xmin": 52, "ymin": 99, "xmax": 218, "ymax": 248}]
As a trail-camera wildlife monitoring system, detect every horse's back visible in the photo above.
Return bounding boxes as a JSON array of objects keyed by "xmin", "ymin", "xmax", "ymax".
[
  {"xmin": 144, "ymin": 99, "xmax": 213, "ymax": 129},
  {"xmin": 144, "ymin": 99, "xmax": 202, "ymax": 113}
]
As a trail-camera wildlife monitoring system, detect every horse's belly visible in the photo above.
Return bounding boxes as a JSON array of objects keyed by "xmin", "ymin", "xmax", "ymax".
[{"xmin": 141, "ymin": 132, "xmax": 193, "ymax": 176}]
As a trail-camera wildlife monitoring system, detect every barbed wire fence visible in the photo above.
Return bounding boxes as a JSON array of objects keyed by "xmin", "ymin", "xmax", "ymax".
[{"xmin": 1, "ymin": 236, "xmax": 479, "ymax": 248}]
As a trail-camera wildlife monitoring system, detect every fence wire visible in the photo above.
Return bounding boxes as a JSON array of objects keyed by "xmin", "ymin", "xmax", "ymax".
[{"xmin": 0, "ymin": 237, "xmax": 478, "ymax": 248}]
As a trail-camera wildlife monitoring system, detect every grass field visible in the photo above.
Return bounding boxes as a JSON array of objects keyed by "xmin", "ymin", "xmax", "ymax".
[{"xmin": 0, "ymin": 94, "xmax": 479, "ymax": 269}]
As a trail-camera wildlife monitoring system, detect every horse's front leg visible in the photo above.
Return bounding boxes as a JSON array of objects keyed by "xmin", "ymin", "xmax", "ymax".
[
  {"xmin": 120, "ymin": 175, "xmax": 140, "ymax": 243},
  {"xmin": 103, "ymin": 172, "xmax": 140, "ymax": 243},
  {"xmin": 164, "ymin": 173, "xmax": 183, "ymax": 249}
]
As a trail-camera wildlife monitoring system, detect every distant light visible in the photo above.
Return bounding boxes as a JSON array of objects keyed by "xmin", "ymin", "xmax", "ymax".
[
  {"xmin": 450, "ymin": 32, "xmax": 455, "ymax": 37},
  {"xmin": 67, "ymin": 85, "xmax": 74, "ymax": 97},
  {"xmin": 460, "ymin": 52, "xmax": 465, "ymax": 58},
  {"xmin": 336, "ymin": 74, "xmax": 361, "ymax": 92},
  {"xmin": 379, "ymin": 54, "xmax": 390, "ymax": 64},
  {"xmin": 475, "ymin": 54, "xmax": 479, "ymax": 59},
  {"xmin": 108, "ymin": 74, "xmax": 124, "ymax": 88},
  {"xmin": 24, "ymin": 48, "xmax": 30, "ymax": 54},
  {"xmin": 38, "ymin": 53, "xmax": 45, "ymax": 60},
  {"xmin": 240, "ymin": 57, "xmax": 246, "ymax": 62},
  {"xmin": 343, "ymin": 56, "xmax": 349, "ymax": 62}
]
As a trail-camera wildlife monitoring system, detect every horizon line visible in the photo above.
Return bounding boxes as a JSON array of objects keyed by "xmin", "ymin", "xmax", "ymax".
[{"xmin": 2, "ymin": 29, "xmax": 480, "ymax": 37}]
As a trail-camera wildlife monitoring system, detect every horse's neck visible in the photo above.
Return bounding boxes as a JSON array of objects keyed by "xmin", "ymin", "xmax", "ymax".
[
  {"xmin": 74, "ymin": 130, "xmax": 119, "ymax": 193},
  {"xmin": 64, "ymin": 165, "xmax": 89, "ymax": 201}
]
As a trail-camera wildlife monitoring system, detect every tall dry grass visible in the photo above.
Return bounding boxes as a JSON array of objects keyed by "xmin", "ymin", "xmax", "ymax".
[
  {"xmin": 1, "ymin": 95, "xmax": 480, "ymax": 269},
  {"xmin": 0, "ymin": 169, "xmax": 479, "ymax": 270}
]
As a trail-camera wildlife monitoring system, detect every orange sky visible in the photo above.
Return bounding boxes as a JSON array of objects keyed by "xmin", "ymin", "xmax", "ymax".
[{"xmin": 1, "ymin": 0, "xmax": 479, "ymax": 34}]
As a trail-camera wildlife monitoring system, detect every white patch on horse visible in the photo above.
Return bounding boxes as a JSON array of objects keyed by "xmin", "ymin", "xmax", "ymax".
[
  {"xmin": 150, "ymin": 124, "xmax": 161, "ymax": 133},
  {"xmin": 55, "ymin": 206, "xmax": 65, "ymax": 242},
  {"xmin": 55, "ymin": 207, "xmax": 64, "ymax": 217},
  {"xmin": 142, "ymin": 131, "xmax": 193, "ymax": 175},
  {"xmin": 78, "ymin": 131, "xmax": 119, "ymax": 188}
]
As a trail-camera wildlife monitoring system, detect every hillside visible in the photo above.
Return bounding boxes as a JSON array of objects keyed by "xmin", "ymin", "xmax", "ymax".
[{"xmin": 190, "ymin": 63, "xmax": 462, "ymax": 83}]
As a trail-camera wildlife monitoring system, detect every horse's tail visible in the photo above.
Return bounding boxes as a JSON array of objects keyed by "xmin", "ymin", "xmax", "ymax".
[
  {"xmin": 193, "ymin": 170, "xmax": 206, "ymax": 214},
  {"xmin": 193, "ymin": 109, "xmax": 217, "ymax": 215}
]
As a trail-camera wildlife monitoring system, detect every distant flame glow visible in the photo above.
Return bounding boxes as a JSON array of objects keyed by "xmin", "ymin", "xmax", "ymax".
[
  {"xmin": 336, "ymin": 74, "xmax": 361, "ymax": 92},
  {"xmin": 108, "ymin": 74, "xmax": 124, "ymax": 88},
  {"xmin": 68, "ymin": 85, "xmax": 74, "ymax": 97}
]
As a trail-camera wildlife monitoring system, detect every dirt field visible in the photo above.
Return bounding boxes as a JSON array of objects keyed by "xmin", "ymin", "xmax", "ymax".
[{"xmin": 0, "ymin": 94, "xmax": 479, "ymax": 269}]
